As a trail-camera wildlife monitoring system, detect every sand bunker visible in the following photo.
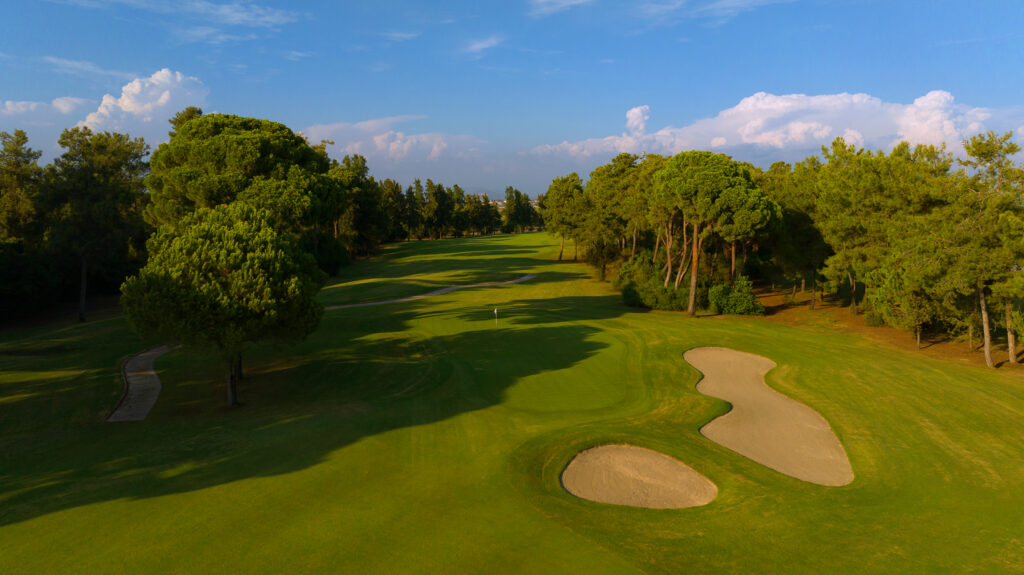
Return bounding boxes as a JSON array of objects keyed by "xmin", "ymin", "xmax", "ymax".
[
  {"xmin": 561, "ymin": 444, "xmax": 717, "ymax": 509},
  {"xmin": 685, "ymin": 347, "xmax": 853, "ymax": 486}
]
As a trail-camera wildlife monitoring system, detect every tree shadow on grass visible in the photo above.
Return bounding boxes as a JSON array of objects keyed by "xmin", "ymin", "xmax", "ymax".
[
  {"xmin": 319, "ymin": 267, "xmax": 591, "ymax": 308},
  {"xmin": 446, "ymin": 294, "xmax": 648, "ymax": 326},
  {"xmin": 0, "ymin": 316, "xmax": 608, "ymax": 527}
]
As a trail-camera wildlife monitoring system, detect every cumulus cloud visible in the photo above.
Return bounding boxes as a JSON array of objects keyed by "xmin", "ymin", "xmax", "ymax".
[
  {"xmin": 79, "ymin": 69, "xmax": 208, "ymax": 143},
  {"xmin": 528, "ymin": 0, "xmax": 594, "ymax": 17},
  {"xmin": 533, "ymin": 90, "xmax": 1007, "ymax": 163},
  {"xmin": 303, "ymin": 116, "xmax": 483, "ymax": 163},
  {"xmin": 51, "ymin": 97, "xmax": 90, "ymax": 114},
  {"xmin": 1, "ymin": 97, "xmax": 90, "ymax": 117}
]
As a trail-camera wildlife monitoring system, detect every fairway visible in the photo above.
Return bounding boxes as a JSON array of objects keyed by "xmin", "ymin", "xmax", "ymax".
[{"xmin": 3, "ymin": 232, "xmax": 1024, "ymax": 573}]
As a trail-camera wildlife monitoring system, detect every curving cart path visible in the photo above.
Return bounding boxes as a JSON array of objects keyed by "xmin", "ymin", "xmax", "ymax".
[
  {"xmin": 107, "ymin": 345, "xmax": 171, "ymax": 422},
  {"xmin": 684, "ymin": 346, "xmax": 854, "ymax": 486}
]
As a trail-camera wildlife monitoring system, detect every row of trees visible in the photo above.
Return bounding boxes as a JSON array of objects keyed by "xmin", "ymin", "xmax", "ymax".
[
  {"xmin": 2, "ymin": 109, "xmax": 543, "ymax": 404},
  {"xmin": 540, "ymin": 151, "xmax": 777, "ymax": 315},
  {"xmin": 540, "ymin": 132, "xmax": 1024, "ymax": 368},
  {"xmin": 0, "ymin": 109, "xmax": 537, "ymax": 324}
]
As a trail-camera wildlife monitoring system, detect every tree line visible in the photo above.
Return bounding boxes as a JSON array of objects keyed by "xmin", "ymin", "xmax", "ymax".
[
  {"xmin": 539, "ymin": 132, "xmax": 1024, "ymax": 368},
  {"xmin": 0, "ymin": 108, "xmax": 539, "ymax": 324}
]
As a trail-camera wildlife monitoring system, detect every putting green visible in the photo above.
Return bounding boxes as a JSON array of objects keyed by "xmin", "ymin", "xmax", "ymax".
[{"xmin": 3, "ymin": 232, "xmax": 1024, "ymax": 574}]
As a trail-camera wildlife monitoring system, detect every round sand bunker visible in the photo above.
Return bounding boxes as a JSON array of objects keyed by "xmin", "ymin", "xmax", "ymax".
[{"xmin": 561, "ymin": 444, "xmax": 717, "ymax": 509}]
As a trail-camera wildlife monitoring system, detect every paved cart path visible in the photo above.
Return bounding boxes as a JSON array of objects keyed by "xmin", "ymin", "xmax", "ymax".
[{"xmin": 108, "ymin": 345, "xmax": 171, "ymax": 422}]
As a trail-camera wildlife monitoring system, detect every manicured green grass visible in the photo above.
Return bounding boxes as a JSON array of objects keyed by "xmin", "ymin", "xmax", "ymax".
[{"xmin": 3, "ymin": 232, "xmax": 1024, "ymax": 573}]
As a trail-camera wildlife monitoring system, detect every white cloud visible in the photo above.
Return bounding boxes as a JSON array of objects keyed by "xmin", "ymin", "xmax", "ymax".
[
  {"xmin": 175, "ymin": 26, "xmax": 255, "ymax": 44},
  {"xmin": 184, "ymin": 0, "xmax": 296, "ymax": 27},
  {"xmin": 43, "ymin": 56, "xmax": 136, "ymax": 80},
  {"xmin": 79, "ymin": 69, "xmax": 208, "ymax": 143},
  {"xmin": 1, "ymin": 101, "xmax": 42, "ymax": 116},
  {"xmin": 284, "ymin": 50, "xmax": 313, "ymax": 61},
  {"xmin": 528, "ymin": 0, "xmax": 594, "ymax": 17},
  {"xmin": 465, "ymin": 36, "xmax": 502, "ymax": 55},
  {"xmin": 51, "ymin": 0, "xmax": 297, "ymax": 27},
  {"xmin": 638, "ymin": 0, "xmax": 793, "ymax": 24},
  {"xmin": 625, "ymin": 105, "xmax": 649, "ymax": 135},
  {"xmin": 1, "ymin": 97, "xmax": 89, "ymax": 117},
  {"xmin": 51, "ymin": 97, "xmax": 90, "ymax": 114},
  {"xmin": 533, "ymin": 90, "xmax": 1011, "ymax": 162},
  {"xmin": 303, "ymin": 116, "xmax": 483, "ymax": 163}
]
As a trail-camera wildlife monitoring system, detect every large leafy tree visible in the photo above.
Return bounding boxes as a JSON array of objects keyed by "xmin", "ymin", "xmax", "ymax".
[
  {"xmin": 423, "ymin": 179, "xmax": 454, "ymax": 239},
  {"xmin": 144, "ymin": 112, "xmax": 340, "ymax": 268},
  {"xmin": 656, "ymin": 151, "xmax": 756, "ymax": 316},
  {"xmin": 41, "ymin": 126, "xmax": 149, "ymax": 322},
  {"xmin": 539, "ymin": 172, "xmax": 584, "ymax": 260},
  {"xmin": 121, "ymin": 203, "xmax": 324, "ymax": 406},
  {"xmin": 0, "ymin": 130, "xmax": 43, "ymax": 241},
  {"xmin": 145, "ymin": 113, "xmax": 328, "ymax": 227},
  {"xmin": 502, "ymin": 186, "xmax": 535, "ymax": 234},
  {"xmin": 961, "ymin": 130, "xmax": 1024, "ymax": 364}
]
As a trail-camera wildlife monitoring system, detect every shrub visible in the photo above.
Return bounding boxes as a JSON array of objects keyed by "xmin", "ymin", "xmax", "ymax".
[
  {"xmin": 613, "ymin": 251, "xmax": 694, "ymax": 311},
  {"xmin": 707, "ymin": 276, "xmax": 765, "ymax": 315}
]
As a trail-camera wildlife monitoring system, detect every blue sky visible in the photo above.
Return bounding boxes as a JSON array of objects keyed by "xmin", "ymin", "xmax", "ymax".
[{"xmin": 2, "ymin": 0, "xmax": 1022, "ymax": 196}]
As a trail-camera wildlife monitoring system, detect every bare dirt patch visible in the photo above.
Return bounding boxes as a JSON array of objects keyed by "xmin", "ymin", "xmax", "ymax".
[
  {"xmin": 685, "ymin": 346, "xmax": 854, "ymax": 486},
  {"xmin": 561, "ymin": 444, "xmax": 717, "ymax": 509}
]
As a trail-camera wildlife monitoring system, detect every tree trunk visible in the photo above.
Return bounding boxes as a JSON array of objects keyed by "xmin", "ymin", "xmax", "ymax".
[
  {"xmin": 801, "ymin": 275, "xmax": 806, "ymax": 293},
  {"xmin": 741, "ymin": 241, "xmax": 748, "ymax": 276},
  {"xmin": 792, "ymin": 283, "xmax": 798, "ymax": 300},
  {"xmin": 916, "ymin": 326, "xmax": 921, "ymax": 350},
  {"xmin": 78, "ymin": 254, "xmax": 88, "ymax": 323},
  {"xmin": 810, "ymin": 270, "xmax": 817, "ymax": 310},
  {"xmin": 652, "ymin": 231, "xmax": 661, "ymax": 264},
  {"xmin": 226, "ymin": 353, "xmax": 241, "ymax": 406},
  {"xmin": 848, "ymin": 271, "xmax": 857, "ymax": 315},
  {"xmin": 1007, "ymin": 300, "xmax": 1017, "ymax": 364},
  {"xmin": 969, "ymin": 324, "xmax": 974, "ymax": 352},
  {"xmin": 663, "ymin": 223, "xmax": 674, "ymax": 287},
  {"xmin": 573, "ymin": 240, "xmax": 578, "ymax": 261},
  {"xmin": 673, "ymin": 220, "xmax": 690, "ymax": 289},
  {"xmin": 981, "ymin": 289, "xmax": 994, "ymax": 368},
  {"xmin": 688, "ymin": 222, "xmax": 700, "ymax": 317},
  {"xmin": 558, "ymin": 236, "xmax": 564, "ymax": 261},
  {"xmin": 730, "ymin": 241, "xmax": 736, "ymax": 282},
  {"xmin": 630, "ymin": 225, "xmax": 637, "ymax": 262}
]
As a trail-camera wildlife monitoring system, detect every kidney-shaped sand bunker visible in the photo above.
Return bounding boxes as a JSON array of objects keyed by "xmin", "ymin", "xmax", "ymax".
[{"xmin": 561, "ymin": 444, "xmax": 717, "ymax": 509}]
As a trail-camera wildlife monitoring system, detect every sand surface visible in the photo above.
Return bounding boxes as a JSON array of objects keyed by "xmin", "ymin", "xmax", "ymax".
[
  {"xmin": 685, "ymin": 347, "xmax": 854, "ymax": 486},
  {"xmin": 561, "ymin": 444, "xmax": 717, "ymax": 509},
  {"xmin": 325, "ymin": 274, "xmax": 536, "ymax": 310},
  {"xmin": 108, "ymin": 345, "xmax": 171, "ymax": 422}
]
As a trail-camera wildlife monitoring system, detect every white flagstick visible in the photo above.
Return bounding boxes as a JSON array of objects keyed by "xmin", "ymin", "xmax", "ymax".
[{"xmin": 494, "ymin": 307, "xmax": 498, "ymax": 328}]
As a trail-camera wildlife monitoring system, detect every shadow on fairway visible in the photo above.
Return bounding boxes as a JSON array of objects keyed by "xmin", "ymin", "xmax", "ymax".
[
  {"xmin": 447, "ymin": 293, "xmax": 648, "ymax": 325},
  {"xmin": 319, "ymin": 267, "xmax": 591, "ymax": 307},
  {"xmin": 0, "ymin": 310, "xmax": 610, "ymax": 527}
]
